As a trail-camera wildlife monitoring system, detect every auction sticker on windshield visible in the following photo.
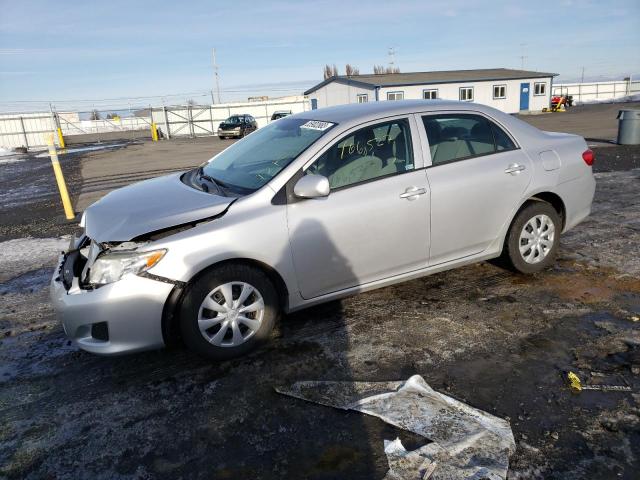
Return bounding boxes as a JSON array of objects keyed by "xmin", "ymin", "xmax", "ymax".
[{"xmin": 300, "ymin": 120, "xmax": 334, "ymax": 131}]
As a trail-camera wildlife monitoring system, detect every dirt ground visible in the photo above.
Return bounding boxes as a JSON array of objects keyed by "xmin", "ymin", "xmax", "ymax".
[{"xmin": 0, "ymin": 103, "xmax": 639, "ymax": 479}]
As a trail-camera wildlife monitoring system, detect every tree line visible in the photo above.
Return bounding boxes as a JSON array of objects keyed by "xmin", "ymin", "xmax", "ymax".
[{"xmin": 323, "ymin": 64, "xmax": 401, "ymax": 79}]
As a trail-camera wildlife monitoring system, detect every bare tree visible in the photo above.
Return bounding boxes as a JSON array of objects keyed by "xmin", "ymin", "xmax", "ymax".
[
  {"xmin": 345, "ymin": 64, "xmax": 360, "ymax": 76},
  {"xmin": 323, "ymin": 64, "xmax": 339, "ymax": 79},
  {"xmin": 89, "ymin": 109, "xmax": 101, "ymax": 120},
  {"xmin": 186, "ymin": 99, "xmax": 197, "ymax": 106},
  {"xmin": 373, "ymin": 65, "xmax": 400, "ymax": 74}
]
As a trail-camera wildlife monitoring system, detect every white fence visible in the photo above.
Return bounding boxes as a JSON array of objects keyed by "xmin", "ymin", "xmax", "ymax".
[
  {"xmin": 0, "ymin": 111, "xmax": 152, "ymax": 150},
  {"xmin": 0, "ymin": 96, "xmax": 309, "ymax": 150},
  {"xmin": 150, "ymin": 96, "xmax": 310, "ymax": 139},
  {"xmin": 57, "ymin": 115, "xmax": 151, "ymax": 136},
  {"xmin": 0, "ymin": 112, "xmax": 60, "ymax": 149},
  {"xmin": 552, "ymin": 79, "xmax": 640, "ymax": 103}
]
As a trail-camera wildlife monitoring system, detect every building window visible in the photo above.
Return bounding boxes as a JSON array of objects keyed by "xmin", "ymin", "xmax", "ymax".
[
  {"xmin": 459, "ymin": 87, "xmax": 473, "ymax": 101},
  {"xmin": 356, "ymin": 94, "xmax": 368, "ymax": 103},
  {"xmin": 387, "ymin": 91, "xmax": 404, "ymax": 101},
  {"xmin": 493, "ymin": 85, "xmax": 506, "ymax": 99},
  {"xmin": 423, "ymin": 89, "xmax": 438, "ymax": 100},
  {"xmin": 534, "ymin": 82, "xmax": 546, "ymax": 96}
]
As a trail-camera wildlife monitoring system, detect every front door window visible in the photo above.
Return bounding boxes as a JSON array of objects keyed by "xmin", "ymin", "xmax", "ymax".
[{"xmin": 305, "ymin": 119, "xmax": 414, "ymax": 189}]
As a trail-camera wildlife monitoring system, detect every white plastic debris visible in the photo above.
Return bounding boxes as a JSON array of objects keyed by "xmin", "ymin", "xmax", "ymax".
[
  {"xmin": 383, "ymin": 438, "xmax": 436, "ymax": 480},
  {"xmin": 276, "ymin": 375, "xmax": 516, "ymax": 480}
]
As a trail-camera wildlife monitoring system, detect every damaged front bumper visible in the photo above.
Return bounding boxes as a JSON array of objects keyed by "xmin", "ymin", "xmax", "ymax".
[{"xmin": 50, "ymin": 237, "xmax": 175, "ymax": 355}]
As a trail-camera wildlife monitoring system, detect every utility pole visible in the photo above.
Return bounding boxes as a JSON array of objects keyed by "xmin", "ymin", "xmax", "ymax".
[
  {"xmin": 519, "ymin": 43, "xmax": 528, "ymax": 69},
  {"xmin": 212, "ymin": 48, "xmax": 221, "ymax": 104},
  {"xmin": 388, "ymin": 47, "xmax": 397, "ymax": 72},
  {"xmin": 580, "ymin": 66, "xmax": 585, "ymax": 83}
]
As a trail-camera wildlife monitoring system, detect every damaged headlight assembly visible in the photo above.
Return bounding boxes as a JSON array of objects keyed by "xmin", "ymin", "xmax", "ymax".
[{"xmin": 88, "ymin": 249, "xmax": 166, "ymax": 286}]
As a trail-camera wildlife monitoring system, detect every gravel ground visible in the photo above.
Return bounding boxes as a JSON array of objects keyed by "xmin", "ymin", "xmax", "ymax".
[
  {"xmin": 517, "ymin": 101, "xmax": 640, "ymax": 143},
  {"xmin": 1, "ymin": 107, "xmax": 639, "ymax": 479}
]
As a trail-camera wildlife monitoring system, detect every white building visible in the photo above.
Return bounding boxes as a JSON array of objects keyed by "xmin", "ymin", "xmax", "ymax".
[{"xmin": 305, "ymin": 68, "xmax": 557, "ymax": 114}]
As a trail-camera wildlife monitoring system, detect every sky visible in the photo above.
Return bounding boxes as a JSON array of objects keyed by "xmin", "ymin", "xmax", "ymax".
[{"xmin": 0, "ymin": 0, "xmax": 638, "ymax": 112}]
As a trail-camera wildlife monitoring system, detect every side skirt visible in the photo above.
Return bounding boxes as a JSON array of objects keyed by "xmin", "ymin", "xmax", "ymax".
[{"xmin": 287, "ymin": 249, "xmax": 502, "ymax": 313}]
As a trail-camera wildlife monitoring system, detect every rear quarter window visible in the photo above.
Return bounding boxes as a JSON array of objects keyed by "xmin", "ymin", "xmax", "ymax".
[{"xmin": 492, "ymin": 123, "xmax": 517, "ymax": 151}]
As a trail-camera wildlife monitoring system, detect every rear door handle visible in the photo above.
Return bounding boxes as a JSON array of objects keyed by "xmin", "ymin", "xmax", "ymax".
[
  {"xmin": 504, "ymin": 163, "xmax": 526, "ymax": 174},
  {"xmin": 400, "ymin": 187, "xmax": 427, "ymax": 200}
]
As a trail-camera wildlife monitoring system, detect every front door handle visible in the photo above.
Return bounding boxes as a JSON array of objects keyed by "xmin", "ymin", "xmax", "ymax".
[
  {"xmin": 400, "ymin": 187, "xmax": 427, "ymax": 200},
  {"xmin": 504, "ymin": 163, "xmax": 526, "ymax": 175}
]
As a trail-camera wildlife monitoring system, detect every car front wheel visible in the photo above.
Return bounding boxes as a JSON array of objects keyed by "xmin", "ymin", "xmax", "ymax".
[
  {"xmin": 503, "ymin": 201, "xmax": 561, "ymax": 274},
  {"xmin": 180, "ymin": 264, "xmax": 279, "ymax": 360}
]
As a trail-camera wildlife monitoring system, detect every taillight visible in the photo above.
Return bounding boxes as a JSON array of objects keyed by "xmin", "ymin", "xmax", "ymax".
[{"xmin": 582, "ymin": 149, "xmax": 594, "ymax": 166}]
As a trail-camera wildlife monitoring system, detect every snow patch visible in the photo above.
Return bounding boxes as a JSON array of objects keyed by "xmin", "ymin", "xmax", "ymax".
[
  {"xmin": 0, "ymin": 157, "xmax": 26, "ymax": 165},
  {"xmin": 34, "ymin": 143, "xmax": 129, "ymax": 158},
  {"xmin": 576, "ymin": 93, "xmax": 640, "ymax": 105},
  {"xmin": 0, "ymin": 147, "xmax": 27, "ymax": 164},
  {"xmin": 0, "ymin": 236, "xmax": 69, "ymax": 282}
]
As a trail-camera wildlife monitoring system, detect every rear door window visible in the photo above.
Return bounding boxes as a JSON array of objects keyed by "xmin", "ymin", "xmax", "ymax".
[{"xmin": 421, "ymin": 114, "xmax": 516, "ymax": 165}]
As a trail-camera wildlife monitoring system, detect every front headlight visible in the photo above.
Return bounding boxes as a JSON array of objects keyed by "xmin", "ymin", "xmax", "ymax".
[{"xmin": 88, "ymin": 249, "xmax": 166, "ymax": 285}]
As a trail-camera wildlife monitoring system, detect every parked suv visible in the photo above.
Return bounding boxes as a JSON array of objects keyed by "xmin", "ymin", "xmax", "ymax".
[
  {"xmin": 52, "ymin": 100, "xmax": 595, "ymax": 360},
  {"xmin": 217, "ymin": 114, "xmax": 257, "ymax": 139}
]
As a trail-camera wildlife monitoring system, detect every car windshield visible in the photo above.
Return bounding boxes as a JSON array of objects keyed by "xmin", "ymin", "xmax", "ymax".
[
  {"xmin": 202, "ymin": 117, "xmax": 335, "ymax": 191},
  {"xmin": 225, "ymin": 116, "xmax": 242, "ymax": 124}
]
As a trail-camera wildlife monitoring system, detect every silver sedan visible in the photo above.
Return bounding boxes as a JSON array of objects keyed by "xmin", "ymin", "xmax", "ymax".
[{"xmin": 51, "ymin": 100, "xmax": 596, "ymax": 359}]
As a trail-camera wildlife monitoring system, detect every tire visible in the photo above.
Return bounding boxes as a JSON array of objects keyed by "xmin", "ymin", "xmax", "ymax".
[
  {"xmin": 180, "ymin": 264, "xmax": 279, "ymax": 360},
  {"xmin": 502, "ymin": 201, "xmax": 561, "ymax": 274}
]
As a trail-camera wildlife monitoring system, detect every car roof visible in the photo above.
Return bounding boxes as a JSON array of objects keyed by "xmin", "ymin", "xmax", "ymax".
[
  {"xmin": 297, "ymin": 100, "xmax": 489, "ymax": 123},
  {"xmin": 290, "ymin": 99, "xmax": 545, "ymax": 141}
]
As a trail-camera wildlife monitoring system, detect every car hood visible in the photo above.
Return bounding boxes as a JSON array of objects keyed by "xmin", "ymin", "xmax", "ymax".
[
  {"xmin": 84, "ymin": 172, "xmax": 234, "ymax": 242},
  {"xmin": 219, "ymin": 123, "xmax": 240, "ymax": 129}
]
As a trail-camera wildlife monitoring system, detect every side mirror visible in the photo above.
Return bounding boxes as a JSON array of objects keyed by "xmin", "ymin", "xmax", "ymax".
[{"xmin": 293, "ymin": 174, "xmax": 330, "ymax": 199}]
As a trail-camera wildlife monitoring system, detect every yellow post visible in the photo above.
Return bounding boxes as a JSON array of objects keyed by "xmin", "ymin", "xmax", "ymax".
[
  {"xmin": 151, "ymin": 122, "xmax": 159, "ymax": 142},
  {"xmin": 46, "ymin": 134, "xmax": 75, "ymax": 220},
  {"xmin": 56, "ymin": 127, "xmax": 65, "ymax": 149}
]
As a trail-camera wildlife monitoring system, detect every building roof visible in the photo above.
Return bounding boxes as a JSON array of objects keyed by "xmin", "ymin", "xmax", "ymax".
[{"xmin": 304, "ymin": 68, "xmax": 558, "ymax": 95}]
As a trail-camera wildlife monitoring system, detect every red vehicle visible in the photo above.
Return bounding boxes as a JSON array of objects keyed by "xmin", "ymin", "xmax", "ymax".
[{"xmin": 550, "ymin": 95, "xmax": 574, "ymax": 111}]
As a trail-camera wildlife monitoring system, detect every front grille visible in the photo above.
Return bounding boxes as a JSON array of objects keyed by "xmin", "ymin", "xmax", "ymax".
[{"xmin": 91, "ymin": 322, "xmax": 109, "ymax": 341}]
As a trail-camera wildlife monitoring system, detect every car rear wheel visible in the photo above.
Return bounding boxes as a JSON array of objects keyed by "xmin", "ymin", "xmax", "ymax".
[
  {"xmin": 502, "ymin": 201, "xmax": 561, "ymax": 274},
  {"xmin": 180, "ymin": 264, "xmax": 279, "ymax": 360}
]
